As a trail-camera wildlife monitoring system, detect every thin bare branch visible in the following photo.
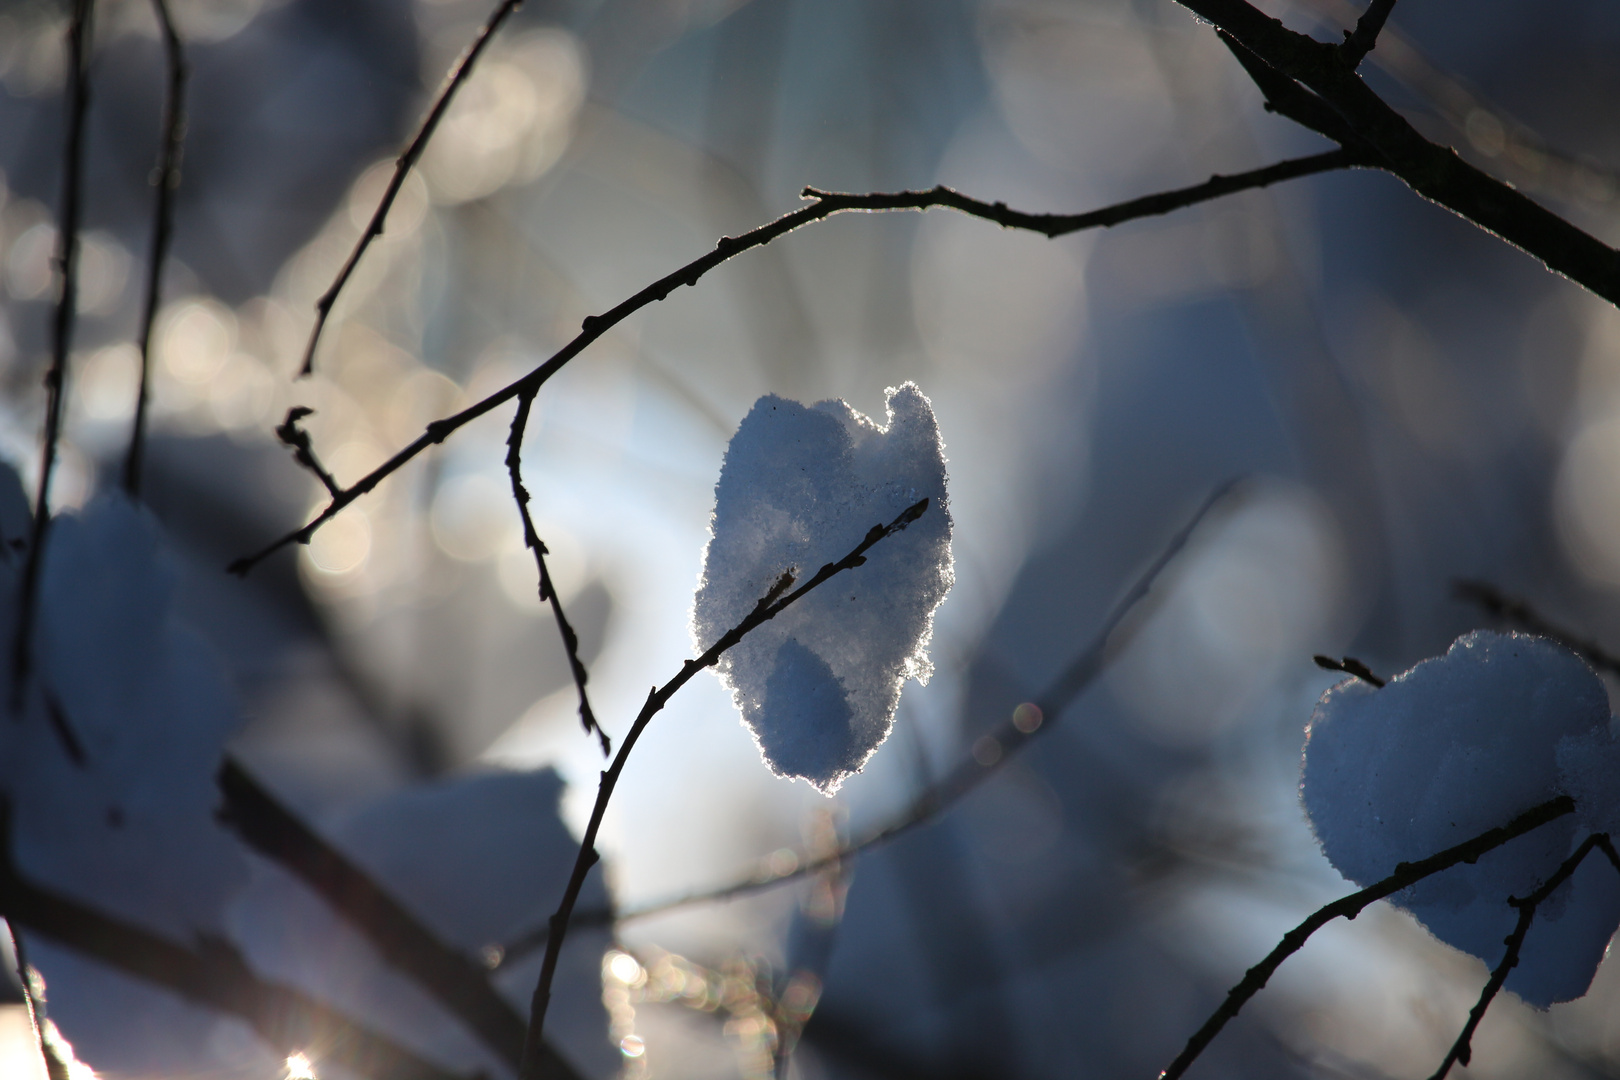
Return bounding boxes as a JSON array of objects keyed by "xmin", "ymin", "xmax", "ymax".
[
  {"xmin": 215, "ymin": 759, "xmax": 583, "ymax": 1080},
  {"xmin": 274, "ymin": 407, "xmax": 341, "ymax": 498},
  {"xmin": 0, "ymin": 801, "xmax": 474, "ymax": 1080},
  {"xmin": 298, "ymin": 0, "xmax": 525, "ymax": 376},
  {"xmin": 123, "ymin": 0, "xmax": 186, "ymax": 497},
  {"xmin": 506, "ymin": 389, "xmax": 608, "ymax": 755},
  {"xmin": 1453, "ymin": 579, "xmax": 1620, "ymax": 679},
  {"xmin": 1426, "ymin": 833, "xmax": 1604, "ymax": 1080},
  {"xmin": 517, "ymin": 499, "xmax": 931, "ymax": 1078},
  {"xmin": 14, "ymin": 0, "xmax": 95, "ymax": 702},
  {"xmin": 230, "ymin": 152, "xmax": 1359, "ymax": 576},
  {"xmin": 1339, "ymin": 0, "xmax": 1397, "ymax": 68},
  {"xmin": 8, "ymin": 925, "xmax": 70, "ymax": 1080},
  {"xmin": 1178, "ymin": 0, "xmax": 1620, "ymax": 305},
  {"xmin": 496, "ymin": 482, "xmax": 1236, "ymax": 964},
  {"xmin": 1311, "ymin": 654, "xmax": 1385, "ymax": 687},
  {"xmin": 1158, "ymin": 795, "xmax": 1576, "ymax": 1080}
]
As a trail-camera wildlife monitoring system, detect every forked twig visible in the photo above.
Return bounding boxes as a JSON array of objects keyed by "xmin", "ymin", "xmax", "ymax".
[
  {"xmin": 1426, "ymin": 832, "xmax": 1606, "ymax": 1080},
  {"xmin": 298, "ymin": 0, "xmax": 526, "ymax": 376},
  {"xmin": 215, "ymin": 759, "xmax": 582, "ymax": 1080},
  {"xmin": 506, "ymin": 389, "xmax": 608, "ymax": 755},
  {"xmin": 14, "ymin": 0, "xmax": 95, "ymax": 701},
  {"xmin": 496, "ymin": 483, "xmax": 1235, "ymax": 964},
  {"xmin": 1339, "ymin": 0, "xmax": 1398, "ymax": 68},
  {"xmin": 122, "ymin": 0, "xmax": 187, "ymax": 497},
  {"xmin": 1158, "ymin": 795, "xmax": 1577, "ymax": 1080},
  {"xmin": 229, "ymin": 153, "xmax": 1360, "ymax": 576},
  {"xmin": 517, "ymin": 499, "xmax": 931, "ymax": 1078}
]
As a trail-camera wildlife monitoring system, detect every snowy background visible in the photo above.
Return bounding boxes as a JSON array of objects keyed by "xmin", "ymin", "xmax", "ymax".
[{"xmin": 3, "ymin": 0, "xmax": 1620, "ymax": 1077}]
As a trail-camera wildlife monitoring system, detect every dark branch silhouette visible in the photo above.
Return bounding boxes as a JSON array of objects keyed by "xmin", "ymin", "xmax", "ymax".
[
  {"xmin": 1426, "ymin": 832, "xmax": 1607, "ymax": 1080},
  {"xmin": 14, "ymin": 0, "xmax": 95, "ymax": 701},
  {"xmin": 506, "ymin": 389, "xmax": 608, "ymax": 755},
  {"xmin": 495, "ymin": 483, "xmax": 1236, "ymax": 964},
  {"xmin": 1312, "ymin": 654, "xmax": 1386, "ymax": 687},
  {"xmin": 230, "ymin": 154, "xmax": 1356, "ymax": 576},
  {"xmin": 0, "ymin": 801, "xmax": 474, "ymax": 1080},
  {"xmin": 123, "ymin": 0, "xmax": 186, "ymax": 498},
  {"xmin": 518, "ymin": 498, "xmax": 931, "ymax": 1078},
  {"xmin": 8, "ymin": 922, "xmax": 71, "ymax": 1080},
  {"xmin": 273, "ymin": 407, "xmax": 342, "ymax": 498},
  {"xmin": 215, "ymin": 759, "xmax": 583, "ymax": 1080},
  {"xmin": 1158, "ymin": 795, "xmax": 1577, "ymax": 1080},
  {"xmin": 1339, "ymin": 0, "xmax": 1398, "ymax": 68},
  {"xmin": 1175, "ymin": 0, "xmax": 1620, "ymax": 305},
  {"xmin": 298, "ymin": 0, "xmax": 526, "ymax": 376}
]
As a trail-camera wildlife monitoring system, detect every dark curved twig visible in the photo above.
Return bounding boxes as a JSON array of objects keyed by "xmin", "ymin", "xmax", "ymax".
[
  {"xmin": 1176, "ymin": 0, "xmax": 1620, "ymax": 306},
  {"xmin": 517, "ymin": 499, "xmax": 931, "ymax": 1078},
  {"xmin": 215, "ymin": 759, "xmax": 583, "ymax": 1080},
  {"xmin": 495, "ymin": 482, "xmax": 1236, "ymax": 964},
  {"xmin": 506, "ymin": 389, "xmax": 608, "ymax": 755},
  {"xmin": 14, "ymin": 0, "xmax": 95, "ymax": 702},
  {"xmin": 1158, "ymin": 795, "xmax": 1577, "ymax": 1080},
  {"xmin": 1311, "ymin": 654, "xmax": 1385, "ymax": 687},
  {"xmin": 298, "ymin": 0, "xmax": 526, "ymax": 376},
  {"xmin": 230, "ymin": 151, "xmax": 1360, "ymax": 576},
  {"xmin": 122, "ymin": 0, "xmax": 186, "ymax": 497},
  {"xmin": 1426, "ymin": 832, "xmax": 1605, "ymax": 1080}
]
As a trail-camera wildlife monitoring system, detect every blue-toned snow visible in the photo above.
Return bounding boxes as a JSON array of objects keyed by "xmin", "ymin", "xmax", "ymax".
[
  {"xmin": 692, "ymin": 383, "xmax": 953, "ymax": 795},
  {"xmin": 1303, "ymin": 630, "xmax": 1620, "ymax": 1006}
]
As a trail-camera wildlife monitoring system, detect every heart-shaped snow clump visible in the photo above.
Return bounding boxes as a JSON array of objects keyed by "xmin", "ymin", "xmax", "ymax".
[{"xmin": 692, "ymin": 383, "xmax": 952, "ymax": 795}]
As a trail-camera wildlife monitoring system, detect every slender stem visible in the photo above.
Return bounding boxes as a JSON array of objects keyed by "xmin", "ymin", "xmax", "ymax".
[
  {"xmin": 494, "ymin": 482, "xmax": 1237, "ymax": 963},
  {"xmin": 1426, "ymin": 833, "xmax": 1604, "ymax": 1080},
  {"xmin": 123, "ymin": 0, "xmax": 186, "ymax": 497},
  {"xmin": 14, "ymin": 0, "xmax": 95, "ymax": 703},
  {"xmin": 1453, "ymin": 579, "xmax": 1620, "ymax": 680},
  {"xmin": 505, "ymin": 389, "xmax": 608, "ymax": 754},
  {"xmin": 298, "ymin": 0, "xmax": 525, "ymax": 376},
  {"xmin": 517, "ymin": 499, "xmax": 931, "ymax": 1078},
  {"xmin": 1340, "ymin": 0, "xmax": 1397, "ymax": 68},
  {"xmin": 230, "ymin": 150, "xmax": 1361, "ymax": 576},
  {"xmin": 1158, "ymin": 795, "xmax": 1577, "ymax": 1080}
]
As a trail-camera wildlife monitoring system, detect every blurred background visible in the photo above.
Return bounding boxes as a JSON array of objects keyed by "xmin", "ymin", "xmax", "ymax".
[{"xmin": 3, "ymin": 0, "xmax": 1620, "ymax": 1076}]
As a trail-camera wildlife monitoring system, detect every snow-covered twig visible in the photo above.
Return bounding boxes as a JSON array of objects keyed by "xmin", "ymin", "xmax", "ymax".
[
  {"xmin": 1159, "ymin": 794, "xmax": 1577, "ymax": 1080},
  {"xmin": 0, "ymin": 800, "xmax": 474, "ymax": 1080},
  {"xmin": 122, "ymin": 0, "xmax": 186, "ymax": 498},
  {"xmin": 495, "ymin": 484, "xmax": 1235, "ymax": 964},
  {"xmin": 14, "ymin": 0, "xmax": 95, "ymax": 700},
  {"xmin": 215, "ymin": 759, "xmax": 584, "ymax": 1080},
  {"xmin": 228, "ymin": 157, "xmax": 1357, "ymax": 576},
  {"xmin": 506, "ymin": 388, "xmax": 608, "ymax": 755},
  {"xmin": 1453, "ymin": 579, "xmax": 1620, "ymax": 679},
  {"xmin": 1426, "ymin": 831, "xmax": 1609, "ymax": 1080},
  {"xmin": 296, "ymin": 0, "xmax": 526, "ymax": 377},
  {"xmin": 518, "ymin": 499, "xmax": 931, "ymax": 1079}
]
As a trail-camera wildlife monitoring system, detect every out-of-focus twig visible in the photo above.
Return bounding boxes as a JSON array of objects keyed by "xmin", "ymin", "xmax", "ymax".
[
  {"xmin": 0, "ymin": 801, "xmax": 474, "ymax": 1080},
  {"xmin": 1454, "ymin": 579, "xmax": 1620, "ymax": 679},
  {"xmin": 215, "ymin": 759, "xmax": 583, "ymax": 1080},
  {"xmin": 1158, "ymin": 795, "xmax": 1577, "ymax": 1080},
  {"xmin": 229, "ymin": 153, "xmax": 1359, "ymax": 576},
  {"xmin": 298, "ymin": 0, "xmax": 526, "ymax": 376},
  {"xmin": 14, "ymin": 0, "xmax": 95, "ymax": 702},
  {"xmin": 122, "ymin": 0, "xmax": 187, "ymax": 498},
  {"xmin": 505, "ymin": 389, "xmax": 608, "ymax": 755},
  {"xmin": 518, "ymin": 499, "xmax": 932, "ymax": 1078},
  {"xmin": 1426, "ymin": 831, "xmax": 1606, "ymax": 1080},
  {"xmin": 496, "ymin": 483, "xmax": 1237, "ymax": 963}
]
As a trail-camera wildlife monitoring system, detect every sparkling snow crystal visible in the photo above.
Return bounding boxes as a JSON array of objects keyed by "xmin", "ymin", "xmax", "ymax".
[
  {"xmin": 693, "ymin": 383, "xmax": 952, "ymax": 794},
  {"xmin": 1302, "ymin": 630, "xmax": 1620, "ymax": 1006}
]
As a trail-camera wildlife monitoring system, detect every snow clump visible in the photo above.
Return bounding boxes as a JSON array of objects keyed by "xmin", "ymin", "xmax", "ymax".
[
  {"xmin": 692, "ymin": 383, "xmax": 952, "ymax": 795},
  {"xmin": 1302, "ymin": 630, "xmax": 1620, "ymax": 1006}
]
